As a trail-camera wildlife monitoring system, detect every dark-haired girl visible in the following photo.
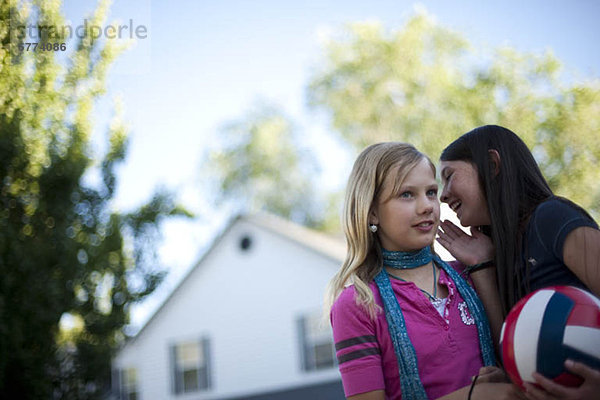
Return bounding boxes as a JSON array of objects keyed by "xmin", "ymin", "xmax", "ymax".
[{"xmin": 437, "ymin": 125, "xmax": 600, "ymax": 400}]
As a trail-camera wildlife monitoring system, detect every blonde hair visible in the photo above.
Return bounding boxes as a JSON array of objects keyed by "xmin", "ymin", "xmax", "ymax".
[{"xmin": 325, "ymin": 142, "xmax": 436, "ymax": 319}]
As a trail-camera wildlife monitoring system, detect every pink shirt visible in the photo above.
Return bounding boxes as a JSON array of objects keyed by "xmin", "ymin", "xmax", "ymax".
[{"xmin": 330, "ymin": 264, "xmax": 483, "ymax": 399}]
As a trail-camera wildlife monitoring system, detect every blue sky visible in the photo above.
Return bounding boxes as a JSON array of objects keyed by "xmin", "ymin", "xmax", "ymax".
[{"xmin": 60, "ymin": 0, "xmax": 600, "ymax": 329}]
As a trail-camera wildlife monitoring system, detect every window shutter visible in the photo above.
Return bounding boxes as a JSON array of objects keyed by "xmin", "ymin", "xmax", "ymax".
[
  {"xmin": 296, "ymin": 316, "xmax": 309, "ymax": 371},
  {"xmin": 111, "ymin": 368, "xmax": 121, "ymax": 400},
  {"xmin": 170, "ymin": 344, "xmax": 182, "ymax": 394},
  {"xmin": 201, "ymin": 337, "xmax": 211, "ymax": 389}
]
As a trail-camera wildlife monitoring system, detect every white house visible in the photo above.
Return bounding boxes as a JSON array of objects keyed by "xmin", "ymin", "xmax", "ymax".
[{"xmin": 111, "ymin": 213, "xmax": 347, "ymax": 400}]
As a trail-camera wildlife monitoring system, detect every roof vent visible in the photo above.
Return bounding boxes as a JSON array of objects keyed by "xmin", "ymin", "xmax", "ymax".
[{"xmin": 239, "ymin": 235, "xmax": 252, "ymax": 252}]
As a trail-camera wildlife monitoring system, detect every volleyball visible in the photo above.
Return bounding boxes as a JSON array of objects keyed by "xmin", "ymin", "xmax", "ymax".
[{"xmin": 500, "ymin": 285, "xmax": 600, "ymax": 390}]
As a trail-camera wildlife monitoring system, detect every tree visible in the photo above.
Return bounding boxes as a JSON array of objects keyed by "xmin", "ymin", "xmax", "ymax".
[
  {"xmin": 308, "ymin": 11, "xmax": 600, "ymax": 218},
  {"xmin": 203, "ymin": 104, "xmax": 333, "ymax": 229},
  {"xmin": 0, "ymin": 1, "xmax": 189, "ymax": 398}
]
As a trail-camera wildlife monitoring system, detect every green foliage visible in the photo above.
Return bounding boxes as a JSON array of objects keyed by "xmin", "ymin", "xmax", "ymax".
[
  {"xmin": 204, "ymin": 104, "xmax": 327, "ymax": 228},
  {"xmin": 0, "ymin": 1, "xmax": 189, "ymax": 398},
  {"xmin": 308, "ymin": 12, "xmax": 600, "ymax": 218},
  {"xmin": 205, "ymin": 11, "xmax": 599, "ymax": 233}
]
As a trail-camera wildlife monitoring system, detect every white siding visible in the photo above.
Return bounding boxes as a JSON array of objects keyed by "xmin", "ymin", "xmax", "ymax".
[{"xmin": 113, "ymin": 217, "xmax": 342, "ymax": 400}]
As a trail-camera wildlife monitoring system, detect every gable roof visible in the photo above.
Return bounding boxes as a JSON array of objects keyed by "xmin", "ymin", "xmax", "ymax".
[
  {"xmin": 244, "ymin": 213, "xmax": 346, "ymax": 263},
  {"xmin": 120, "ymin": 213, "xmax": 345, "ymax": 347}
]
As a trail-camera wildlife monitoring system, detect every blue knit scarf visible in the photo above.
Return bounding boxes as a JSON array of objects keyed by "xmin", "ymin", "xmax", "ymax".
[{"xmin": 374, "ymin": 247, "xmax": 496, "ymax": 400}]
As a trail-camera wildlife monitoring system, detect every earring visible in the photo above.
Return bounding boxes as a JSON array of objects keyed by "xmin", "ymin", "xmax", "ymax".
[{"xmin": 369, "ymin": 224, "xmax": 378, "ymax": 233}]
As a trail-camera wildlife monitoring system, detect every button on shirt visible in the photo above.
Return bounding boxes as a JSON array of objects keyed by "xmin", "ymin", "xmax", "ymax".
[{"xmin": 330, "ymin": 264, "xmax": 483, "ymax": 399}]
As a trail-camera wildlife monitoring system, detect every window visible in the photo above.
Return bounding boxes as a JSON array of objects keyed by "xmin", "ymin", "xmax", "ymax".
[
  {"xmin": 170, "ymin": 338, "xmax": 211, "ymax": 394},
  {"xmin": 298, "ymin": 312, "xmax": 336, "ymax": 371},
  {"xmin": 112, "ymin": 367, "xmax": 139, "ymax": 400}
]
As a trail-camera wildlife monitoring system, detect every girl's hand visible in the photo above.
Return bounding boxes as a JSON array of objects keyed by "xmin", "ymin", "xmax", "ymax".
[
  {"xmin": 476, "ymin": 366, "xmax": 510, "ymax": 383},
  {"xmin": 436, "ymin": 220, "xmax": 494, "ymax": 267},
  {"xmin": 523, "ymin": 360, "xmax": 600, "ymax": 400}
]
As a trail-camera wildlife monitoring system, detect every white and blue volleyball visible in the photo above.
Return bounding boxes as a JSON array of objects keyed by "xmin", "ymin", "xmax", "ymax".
[{"xmin": 500, "ymin": 285, "xmax": 600, "ymax": 389}]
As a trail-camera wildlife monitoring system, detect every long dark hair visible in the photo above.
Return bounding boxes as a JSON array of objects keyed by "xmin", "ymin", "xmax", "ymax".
[{"xmin": 440, "ymin": 125, "xmax": 553, "ymax": 313}]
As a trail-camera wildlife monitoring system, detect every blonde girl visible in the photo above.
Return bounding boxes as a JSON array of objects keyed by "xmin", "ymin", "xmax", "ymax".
[{"xmin": 326, "ymin": 142, "xmax": 522, "ymax": 400}]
